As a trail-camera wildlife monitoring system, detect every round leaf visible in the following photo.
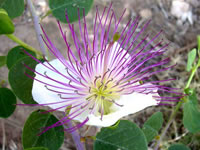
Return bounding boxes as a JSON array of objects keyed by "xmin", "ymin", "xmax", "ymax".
[
  {"xmin": 94, "ymin": 120, "xmax": 148, "ymax": 150},
  {"xmin": 142, "ymin": 112, "xmax": 163, "ymax": 143},
  {"xmin": 25, "ymin": 147, "xmax": 49, "ymax": 150},
  {"xmin": 183, "ymin": 90, "xmax": 200, "ymax": 133},
  {"xmin": 49, "ymin": 0, "xmax": 94, "ymax": 23},
  {"xmin": 168, "ymin": 143, "xmax": 190, "ymax": 150},
  {"xmin": 0, "ymin": 8, "xmax": 14, "ymax": 34},
  {"xmin": 198, "ymin": 35, "xmax": 200, "ymax": 51},
  {"xmin": 186, "ymin": 48, "xmax": 196, "ymax": 72},
  {"xmin": 0, "ymin": 0, "xmax": 24, "ymax": 18},
  {"xmin": 9, "ymin": 57, "xmax": 37, "ymax": 104},
  {"xmin": 22, "ymin": 110, "xmax": 64, "ymax": 150},
  {"xmin": 7, "ymin": 46, "xmax": 36, "ymax": 69},
  {"xmin": 0, "ymin": 88, "xmax": 16, "ymax": 118}
]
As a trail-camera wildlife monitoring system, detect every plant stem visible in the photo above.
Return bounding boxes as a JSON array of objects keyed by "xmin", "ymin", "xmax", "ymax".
[
  {"xmin": 1, "ymin": 120, "xmax": 6, "ymax": 150},
  {"xmin": 66, "ymin": 121, "xmax": 85, "ymax": 150},
  {"xmin": 6, "ymin": 34, "xmax": 42, "ymax": 56},
  {"xmin": 185, "ymin": 58, "xmax": 200, "ymax": 89},
  {"xmin": 154, "ymin": 56, "xmax": 200, "ymax": 150},
  {"xmin": 27, "ymin": 0, "xmax": 47, "ymax": 56},
  {"xmin": 41, "ymin": 10, "xmax": 52, "ymax": 21}
]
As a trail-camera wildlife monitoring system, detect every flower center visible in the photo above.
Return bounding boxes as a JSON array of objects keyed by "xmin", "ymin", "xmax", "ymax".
[{"xmin": 87, "ymin": 76, "xmax": 121, "ymax": 115}]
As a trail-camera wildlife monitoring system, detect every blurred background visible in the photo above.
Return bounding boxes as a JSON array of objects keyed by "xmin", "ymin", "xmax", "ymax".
[{"xmin": 0, "ymin": 0, "xmax": 200, "ymax": 149}]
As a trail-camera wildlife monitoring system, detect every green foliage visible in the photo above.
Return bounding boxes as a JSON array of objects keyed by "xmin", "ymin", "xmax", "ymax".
[
  {"xmin": 9, "ymin": 57, "xmax": 37, "ymax": 104},
  {"xmin": 0, "ymin": 8, "xmax": 14, "ymax": 34},
  {"xmin": 22, "ymin": 110, "xmax": 64, "ymax": 150},
  {"xmin": 183, "ymin": 89, "xmax": 200, "ymax": 133},
  {"xmin": 168, "ymin": 143, "xmax": 190, "ymax": 150},
  {"xmin": 0, "ymin": 56, "xmax": 6, "ymax": 67},
  {"xmin": 0, "ymin": 0, "xmax": 24, "ymax": 18},
  {"xmin": 6, "ymin": 46, "xmax": 36, "ymax": 69},
  {"xmin": 142, "ymin": 112, "xmax": 163, "ymax": 143},
  {"xmin": 49, "ymin": 0, "xmax": 94, "ymax": 23},
  {"xmin": 0, "ymin": 88, "xmax": 16, "ymax": 118},
  {"xmin": 94, "ymin": 120, "xmax": 148, "ymax": 150},
  {"xmin": 186, "ymin": 48, "xmax": 196, "ymax": 72},
  {"xmin": 25, "ymin": 147, "xmax": 49, "ymax": 150}
]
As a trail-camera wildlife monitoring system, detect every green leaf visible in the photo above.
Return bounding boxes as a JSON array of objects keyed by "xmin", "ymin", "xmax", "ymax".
[
  {"xmin": 183, "ymin": 89, "xmax": 200, "ymax": 133},
  {"xmin": 168, "ymin": 143, "xmax": 190, "ymax": 150},
  {"xmin": 22, "ymin": 110, "xmax": 64, "ymax": 150},
  {"xmin": 9, "ymin": 57, "xmax": 37, "ymax": 104},
  {"xmin": 25, "ymin": 147, "xmax": 49, "ymax": 150},
  {"xmin": 0, "ymin": 88, "xmax": 16, "ymax": 118},
  {"xmin": 142, "ymin": 112, "xmax": 163, "ymax": 143},
  {"xmin": 0, "ymin": 0, "xmax": 24, "ymax": 18},
  {"xmin": 186, "ymin": 48, "xmax": 196, "ymax": 72},
  {"xmin": 6, "ymin": 46, "xmax": 36, "ymax": 69},
  {"xmin": 0, "ymin": 8, "xmax": 14, "ymax": 34},
  {"xmin": 198, "ymin": 35, "xmax": 200, "ymax": 51},
  {"xmin": 49, "ymin": 0, "xmax": 94, "ymax": 23},
  {"xmin": 0, "ymin": 0, "xmax": 6, "ymax": 6},
  {"xmin": 0, "ymin": 56, "xmax": 6, "ymax": 67},
  {"xmin": 94, "ymin": 120, "xmax": 148, "ymax": 150}
]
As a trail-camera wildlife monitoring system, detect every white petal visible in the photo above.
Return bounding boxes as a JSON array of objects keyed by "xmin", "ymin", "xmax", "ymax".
[
  {"xmin": 82, "ymin": 92, "xmax": 158, "ymax": 127},
  {"xmin": 107, "ymin": 42, "xmax": 130, "ymax": 68},
  {"xmin": 32, "ymin": 59, "xmax": 73, "ymax": 111}
]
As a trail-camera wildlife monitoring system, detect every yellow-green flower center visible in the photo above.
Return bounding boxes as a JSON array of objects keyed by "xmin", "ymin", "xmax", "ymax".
[{"xmin": 87, "ymin": 77, "xmax": 121, "ymax": 115}]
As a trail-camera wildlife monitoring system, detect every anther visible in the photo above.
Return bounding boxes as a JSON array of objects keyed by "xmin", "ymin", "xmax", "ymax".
[
  {"xmin": 88, "ymin": 87, "xmax": 91, "ymax": 93},
  {"xmin": 105, "ymin": 78, "xmax": 113, "ymax": 85},
  {"xmin": 102, "ymin": 68, "xmax": 111, "ymax": 80},
  {"xmin": 112, "ymin": 100, "xmax": 124, "ymax": 107},
  {"xmin": 77, "ymin": 77, "xmax": 82, "ymax": 84},
  {"xmin": 58, "ymin": 94, "xmax": 62, "ymax": 98},
  {"xmin": 89, "ymin": 107, "xmax": 94, "ymax": 110},
  {"xmin": 66, "ymin": 67, "xmax": 72, "ymax": 76},
  {"xmin": 44, "ymin": 71, "xmax": 47, "ymax": 76},
  {"xmin": 115, "ymin": 82, "xmax": 120, "ymax": 86},
  {"xmin": 99, "ymin": 82, "xmax": 104, "ymax": 89},
  {"xmin": 103, "ymin": 85, "xmax": 107, "ymax": 90},
  {"xmin": 101, "ymin": 96, "xmax": 105, "ymax": 100},
  {"xmin": 44, "ymin": 85, "xmax": 51, "ymax": 91}
]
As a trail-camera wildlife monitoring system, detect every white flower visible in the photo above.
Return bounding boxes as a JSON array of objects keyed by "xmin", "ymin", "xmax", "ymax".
[{"xmin": 24, "ymin": 4, "xmax": 181, "ymax": 132}]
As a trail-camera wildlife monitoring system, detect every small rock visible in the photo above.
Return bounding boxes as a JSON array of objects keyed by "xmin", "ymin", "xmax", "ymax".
[
  {"xmin": 171, "ymin": 0, "xmax": 193, "ymax": 24},
  {"xmin": 139, "ymin": 8, "xmax": 152, "ymax": 19}
]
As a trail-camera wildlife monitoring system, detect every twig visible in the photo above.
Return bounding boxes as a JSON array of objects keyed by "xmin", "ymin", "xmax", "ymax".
[
  {"xmin": 168, "ymin": 131, "xmax": 189, "ymax": 143},
  {"xmin": 1, "ymin": 120, "xmax": 6, "ymax": 150},
  {"xmin": 65, "ymin": 121, "xmax": 85, "ymax": 150},
  {"xmin": 174, "ymin": 42, "xmax": 197, "ymax": 55},
  {"xmin": 172, "ymin": 120, "xmax": 178, "ymax": 138},
  {"xmin": 27, "ymin": 0, "xmax": 47, "ymax": 56}
]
